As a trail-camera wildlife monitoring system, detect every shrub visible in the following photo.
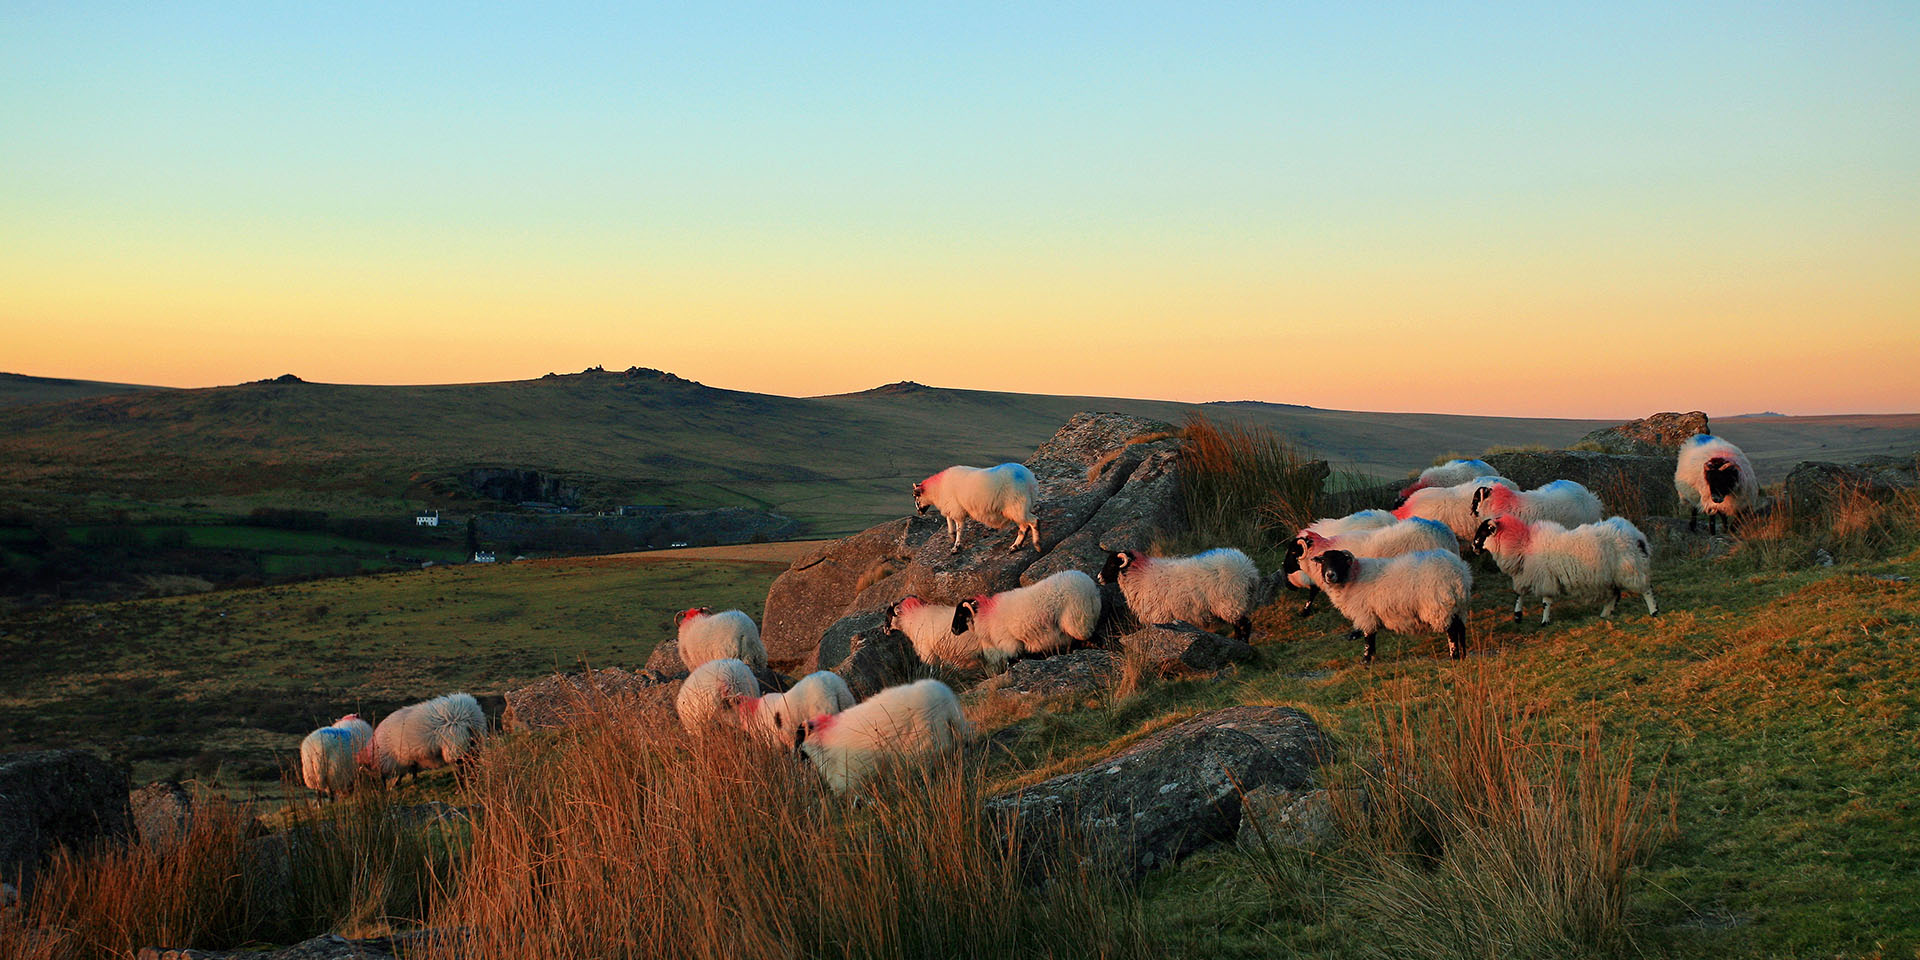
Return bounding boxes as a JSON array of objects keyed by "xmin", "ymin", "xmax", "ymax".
[{"xmin": 1172, "ymin": 414, "xmax": 1326, "ymax": 566}]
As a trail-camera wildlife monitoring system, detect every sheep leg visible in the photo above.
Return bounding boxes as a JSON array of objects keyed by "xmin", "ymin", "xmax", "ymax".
[
  {"xmin": 1232, "ymin": 615, "xmax": 1253, "ymax": 643},
  {"xmin": 1350, "ymin": 628, "xmax": 1375, "ymax": 665},
  {"xmin": 1446, "ymin": 614, "xmax": 1466, "ymax": 660},
  {"xmin": 1539, "ymin": 598, "xmax": 1553, "ymax": 625},
  {"xmin": 1297, "ymin": 586, "xmax": 1318, "ymax": 618},
  {"xmin": 1602, "ymin": 587, "xmax": 1620, "ymax": 618},
  {"xmin": 1688, "ymin": 508, "xmax": 1699, "ymax": 533},
  {"xmin": 1644, "ymin": 590, "xmax": 1659, "ymax": 616},
  {"xmin": 1511, "ymin": 595, "xmax": 1524, "ymax": 622},
  {"xmin": 949, "ymin": 518, "xmax": 964, "ymax": 553}
]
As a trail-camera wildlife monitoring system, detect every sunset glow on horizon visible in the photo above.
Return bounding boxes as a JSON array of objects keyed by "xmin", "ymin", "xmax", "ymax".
[{"xmin": 3, "ymin": 3, "xmax": 1916, "ymax": 418}]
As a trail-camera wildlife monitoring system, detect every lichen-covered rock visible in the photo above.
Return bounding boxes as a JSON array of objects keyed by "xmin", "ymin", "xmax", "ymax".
[
  {"xmin": 1235, "ymin": 787, "xmax": 1340, "ymax": 852},
  {"xmin": 757, "ymin": 413, "xmax": 1187, "ymax": 673},
  {"xmin": 1783, "ymin": 460, "xmax": 1914, "ymax": 510},
  {"xmin": 986, "ymin": 705, "xmax": 1330, "ymax": 877},
  {"xmin": 502, "ymin": 666, "xmax": 676, "ymax": 731},
  {"xmin": 135, "ymin": 931, "xmax": 436, "ymax": 960},
  {"xmin": 1483, "ymin": 450, "xmax": 1678, "ymax": 518},
  {"xmin": 1122, "ymin": 622, "xmax": 1255, "ymax": 678},
  {"xmin": 0, "ymin": 749, "xmax": 133, "ymax": 894},
  {"xmin": 130, "ymin": 780, "xmax": 195, "ymax": 849},
  {"xmin": 1575, "ymin": 411, "xmax": 1710, "ymax": 456},
  {"xmin": 986, "ymin": 650, "xmax": 1120, "ymax": 699},
  {"xmin": 828, "ymin": 614, "xmax": 925, "ymax": 699}
]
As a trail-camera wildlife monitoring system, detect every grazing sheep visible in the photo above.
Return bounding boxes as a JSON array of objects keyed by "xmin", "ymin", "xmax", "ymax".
[
  {"xmin": 675, "ymin": 607, "xmax": 767, "ymax": 670},
  {"xmin": 364, "ymin": 693, "xmax": 486, "ymax": 785},
  {"xmin": 1397, "ymin": 459, "xmax": 1497, "ymax": 503},
  {"xmin": 799, "ymin": 678, "xmax": 972, "ymax": 794},
  {"xmin": 1674, "ymin": 434, "xmax": 1759, "ymax": 533},
  {"xmin": 951, "ymin": 570, "xmax": 1101, "ymax": 669},
  {"xmin": 1310, "ymin": 549, "xmax": 1472, "ymax": 664},
  {"xmin": 1279, "ymin": 509, "xmax": 1399, "ymax": 612},
  {"xmin": 885, "ymin": 596, "xmax": 991, "ymax": 669},
  {"xmin": 1393, "ymin": 476, "xmax": 1516, "ymax": 542},
  {"xmin": 1474, "ymin": 515, "xmax": 1657, "ymax": 624},
  {"xmin": 1286, "ymin": 518, "xmax": 1459, "ymax": 616},
  {"xmin": 299, "ymin": 714, "xmax": 373, "ymax": 799},
  {"xmin": 913, "ymin": 463, "xmax": 1040, "ymax": 553},
  {"xmin": 1097, "ymin": 547, "xmax": 1259, "ymax": 640},
  {"xmin": 677, "ymin": 658, "xmax": 761, "ymax": 736},
  {"xmin": 1469, "ymin": 479, "xmax": 1605, "ymax": 529},
  {"xmin": 737, "ymin": 670, "xmax": 856, "ymax": 748}
]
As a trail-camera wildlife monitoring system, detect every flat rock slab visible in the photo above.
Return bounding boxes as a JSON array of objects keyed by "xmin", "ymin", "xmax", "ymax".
[
  {"xmin": 1123, "ymin": 623, "xmax": 1255, "ymax": 678},
  {"xmin": 993, "ymin": 650, "xmax": 1120, "ymax": 698},
  {"xmin": 986, "ymin": 705, "xmax": 1330, "ymax": 878}
]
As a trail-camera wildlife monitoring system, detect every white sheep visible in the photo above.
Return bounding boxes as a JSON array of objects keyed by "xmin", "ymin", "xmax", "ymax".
[
  {"xmin": 1096, "ymin": 547, "xmax": 1259, "ymax": 640},
  {"xmin": 1285, "ymin": 518, "xmax": 1460, "ymax": 616},
  {"xmin": 1674, "ymin": 433, "xmax": 1759, "ymax": 533},
  {"xmin": 951, "ymin": 569, "xmax": 1101, "ymax": 669},
  {"xmin": 913, "ymin": 463, "xmax": 1040, "ymax": 553},
  {"xmin": 1309, "ymin": 548, "xmax": 1472, "ymax": 664},
  {"xmin": 736, "ymin": 670, "xmax": 856, "ymax": 748},
  {"xmin": 1473, "ymin": 514, "xmax": 1658, "ymax": 624},
  {"xmin": 1278, "ymin": 509, "xmax": 1398, "ymax": 614},
  {"xmin": 1469, "ymin": 479, "xmax": 1605, "ymax": 529},
  {"xmin": 1397, "ymin": 458, "xmax": 1497, "ymax": 503},
  {"xmin": 1393, "ymin": 476, "xmax": 1516, "ymax": 541},
  {"xmin": 363, "ymin": 693, "xmax": 486, "ymax": 784},
  {"xmin": 884, "ymin": 595, "xmax": 991, "ymax": 669},
  {"xmin": 299, "ymin": 713, "xmax": 372, "ymax": 799},
  {"xmin": 799, "ymin": 678, "xmax": 972, "ymax": 794},
  {"xmin": 677, "ymin": 658, "xmax": 762, "ymax": 736},
  {"xmin": 675, "ymin": 607, "xmax": 767, "ymax": 670}
]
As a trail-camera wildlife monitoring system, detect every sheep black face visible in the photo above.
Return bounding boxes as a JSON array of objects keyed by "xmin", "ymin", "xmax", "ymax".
[
  {"xmin": 884, "ymin": 601, "xmax": 905, "ymax": 634},
  {"xmin": 1096, "ymin": 551, "xmax": 1133, "ymax": 585},
  {"xmin": 675, "ymin": 607, "xmax": 710, "ymax": 628},
  {"xmin": 1472, "ymin": 518, "xmax": 1499, "ymax": 553},
  {"xmin": 912, "ymin": 482, "xmax": 930, "ymax": 515},
  {"xmin": 1704, "ymin": 457, "xmax": 1739, "ymax": 504},
  {"xmin": 1312, "ymin": 549, "xmax": 1356, "ymax": 586},
  {"xmin": 1470, "ymin": 486, "xmax": 1493, "ymax": 517},
  {"xmin": 951, "ymin": 600, "xmax": 978, "ymax": 635},
  {"xmin": 1279, "ymin": 537, "xmax": 1309, "ymax": 587}
]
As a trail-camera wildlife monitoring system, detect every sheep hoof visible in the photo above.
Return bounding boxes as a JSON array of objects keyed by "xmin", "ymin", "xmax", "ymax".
[
  {"xmin": 1295, "ymin": 606, "xmax": 1314, "ymax": 619},
  {"xmin": 1510, "ymin": 611, "xmax": 1522, "ymax": 623}
]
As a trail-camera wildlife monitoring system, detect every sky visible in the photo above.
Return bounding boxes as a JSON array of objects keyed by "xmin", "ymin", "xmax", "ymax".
[{"xmin": 2, "ymin": 2, "xmax": 1916, "ymax": 417}]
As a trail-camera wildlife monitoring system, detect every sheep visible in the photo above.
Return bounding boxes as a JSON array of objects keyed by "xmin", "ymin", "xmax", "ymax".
[
  {"xmin": 1473, "ymin": 515, "xmax": 1658, "ymax": 624},
  {"xmin": 884, "ymin": 595, "xmax": 991, "ymax": 669},
  {"xmin": 1393, "ymin": 476, "xmax": 1516, "ymax": 541},
  {"xmin": 677, "ymin": 658, "xmax": 761, "ymax": 736},
  {"xmin": 1397, "ymin": 458, "xmax": 1497, "ymax": 503},
  {"xmin": 736, "ymin": 670, "xmax": 856, "ymax": 748},
  {"xmin": 1309, "ymin": 548, "xmax": 1472, "ymax": 664},
  {"xmin": 1278, "ymin": 509, "xmax": 1399, "ymax": 614},
  {"xmin": 299, "ymin": 713, "xmax": 372, "ymax": 799},
  {"xmin": 798, "ymin": 678, "xmax": 972, "ymax": 794},
  {"xmin": 913, "ymin": 463, "xmax": 1040, "ymax": 553},
  {"xmin": 951, "ymin": 569, "xmax": 1101, "ymax": 669},
  {"xmin": 1469, "ymin": 479, "xmax": 1605, "ymax": 530},
  {"xmin": 1285, "ymin": 518, "xmax": 1460, "ymax": 617},
  {"xmin": 1674, "ymin": 434, "xmax": 1759, "ymax": 533},
  {"xmin": 675, "ymin": 607, "xmax": 767, "ymax": 670},
  {"xmin": 1096, "ymin": 547, "xmax": 1259, "ymax": 640},
  {"xmin": 363, "ymin": 693, "xmax": 486, "ymax": 785}
]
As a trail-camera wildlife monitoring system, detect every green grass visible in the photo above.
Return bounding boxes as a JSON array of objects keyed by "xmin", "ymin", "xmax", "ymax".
[{"xmin": 0, "ymin": 554, "xmax": 787, "ymax": 787}]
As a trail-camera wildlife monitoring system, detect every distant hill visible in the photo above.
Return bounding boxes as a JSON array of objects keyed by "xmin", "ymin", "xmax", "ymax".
[
  {"xmin": 0, "ymin": 372, "xmax": 168, "ymax": 407},
  {"xmin": 2, "ymin": 367, "xmax": 1915, "ymax": 536}
]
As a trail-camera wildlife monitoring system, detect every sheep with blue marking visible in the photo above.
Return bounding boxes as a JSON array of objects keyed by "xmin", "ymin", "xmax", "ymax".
[
  {"xmin": 300, "ymin": 713, "xmax": 372, "ymax": 799},
  {"xmin": 1469, "ymin": 479, "xmax": 1605, "ymax": 529},
  {"xmin": 364, "ymin": 693, "xmax": 486, "ymax": 785},
  {"xmin": 1674, "ymin": 434, "xmax": 1759, "ymax": 533},
  {"xmin": 1097, "ymin": 547, "xmax": 1259, "ymax": 640},
  {"xmin": 799, "ymin": 678, "xmax": 972, "ymax": 794},
  {"xmin": 951, "ymin": 570, "xmax": 1101, "ymax": 669},
  {"xmin": 1397, "ymin": 458, "xmax": 1497, "ymax": 504},
  {"xmin": 1286, "ymin": 517, "xmax": 1460, "ymax": 617},
  {"xmin": 1310, "ymin": 548, "xmax": 1473, "ymax": 664},
  {"xmin": 1474, "ymin": 514, "xmax": 1657, "ymax": 624},
  {"xmin": 913, "ymin": 463, "xmax": 1040, "ymax": 553},
  {"xmin": 675, "ymin": 607, "xmax": 767, "ymax": 670},
  {"xmin": 1393, "ymin": 476, "xmax": 1516, "ymax": 541}
]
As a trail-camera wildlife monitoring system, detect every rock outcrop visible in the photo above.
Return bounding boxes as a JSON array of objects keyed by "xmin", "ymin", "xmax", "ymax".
[
  {"xmin": 1575, "ymin": 411, "xmax": 1709, "ymax": 456},
  {"xmin": 130, "ymin": 780, "xmax": 196, "ymax": 849},
  {"xmin": 1783, "ymin": 459, "xmax": 1916, "ymax": 511},
  {"xmin": 758, "ymin": 413, "xmax": 1186, "ymax": 675},
  {"xmin": 0, "ymin": 749, "xmax": 133, "ymax": 894},
  {"xmin": 501, "ymin": 666, "xmax": 681, "ymax": 732},
  {"xmin": 1121, "ymin": 622, "xmax": 1256, "ymax": 678},
  {"xmin": 136, "ymin": 931, "xmax": 435, "ymax": 960},
  {"xmin": 984, "ymin": 650, "xmax": 1121, "ymax": 699},
  {"xmin": 985, "ymin": 705, "xmax": 1330, "ymax": 877}
]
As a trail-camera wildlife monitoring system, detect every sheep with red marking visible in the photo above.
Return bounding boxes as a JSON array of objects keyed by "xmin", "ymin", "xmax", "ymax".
[
  {"xmin": 798, "ymin": 678, "xmax": 972, "ymax": 794},
  {"xmin": 675, "ymin": 607, "xmax": 766, "ymax": 670},
  {"xmin": 1473, "ymin": 514, "xmax": 1657, "ymax": 624},
  {"xmin": 912, "ymin": 463, "xmax": 1040, "ymax": 553},
  {"xmin": 1285, "ymin": 518, "xmax": 1459, "ymax": 617},
  {"xmin": 1310, "ymin": 549, "xmax": 1472, "ymax": 664},
  {"xmin": 1396, "ymin": 459, "xmax": 1496, "ymax": 504},
  {"xmin": 737, "ymin": 670, "xmax": 856, "ymax": 748},
  {"xmin": 1393, "ymin": 476, "xmax": 1516, "ymax": 541},
  {"xmin": 363, "ymin": 693, "xmax": 486, "ymax": 785},
  {"xmin": 884, "ymin": 596, "xmax": 990, "ymax": 669},
  {"xmin": 1096, "ymin": 547, "xmax": 1259, "ymax": 640},
  {"xmin": 1674, "ymin": 434, "xmax": 1759, "ymax": 533},
  {"xmin": 300, "ymin": 713, "xmax": 372, "ymax": 799},
  {"xmin": 677, "ymin": 658, "xmax": 761, "ymax": 735},
  {"xmin": 951, "ymin": 570, "xmax": 1101, "ymax": 669},
  {"xmin": 1469, "ymin": 479, "xmax": 1604, "ymax": 529}
]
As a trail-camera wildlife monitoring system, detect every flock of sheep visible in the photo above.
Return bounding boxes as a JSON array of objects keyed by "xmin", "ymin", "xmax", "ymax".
[{"xmin": 298, "ymin": 431, "xmax": 1759, "ymax": 798}]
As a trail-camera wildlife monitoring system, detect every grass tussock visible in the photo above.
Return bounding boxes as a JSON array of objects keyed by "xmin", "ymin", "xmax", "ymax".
[
  {"xmin": 0, "ymin": 785, "xmax": 452, "ymax": 960},
  {"xmin": 1243, "ymin": 669, "xmax": 1674, "ymax": 959},
  {"xmin": 1173, "ymin": 414, "xmax": 1327, "ymax": 564},
  {"xmin": 1727, "ymin": 483, "xmax": 1920, "ymax": 570},
  {"xmin": 428, "ymin": 704, "xmax": 1147, "ymax": 960}
]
